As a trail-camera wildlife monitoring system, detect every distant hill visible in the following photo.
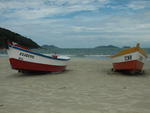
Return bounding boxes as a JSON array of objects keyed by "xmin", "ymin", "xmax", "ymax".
[
  {"xmin": 0, "ymin": 27, "xmax": 40, "ymax": 49},
  {"xmin": 31, "ymin": 44, "xmax": 150, "ymax": 55},
  {"xmin": 41, "ymin": 45, "xmax": 59, "ymax": 49},
  {"xmin": 95, "ymin": 45, "xmax": 119, "ymax": 49},
  {"xmin": 122, "ymin": 46, "xmax": 131, "ymax": 48}
]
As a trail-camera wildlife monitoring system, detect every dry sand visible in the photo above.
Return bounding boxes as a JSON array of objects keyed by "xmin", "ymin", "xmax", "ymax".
[{"xmin": 0, "ymin": 57, "xmax": 150, "ymax": 113}]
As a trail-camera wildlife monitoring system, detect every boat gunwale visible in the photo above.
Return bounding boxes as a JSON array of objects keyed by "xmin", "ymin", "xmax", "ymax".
[
  {"xmin": 111, "ymin": 47, "xmax": 147, "ymax": 58},
  {"xmin": 8, "ymin": 45, "xmax": 70, "ymax": 61}
]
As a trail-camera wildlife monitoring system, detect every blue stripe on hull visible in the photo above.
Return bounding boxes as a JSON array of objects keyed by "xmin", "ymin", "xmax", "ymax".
[{"xmin": 9, "ymin": 45, "xmax": 69, "ymax": 61}]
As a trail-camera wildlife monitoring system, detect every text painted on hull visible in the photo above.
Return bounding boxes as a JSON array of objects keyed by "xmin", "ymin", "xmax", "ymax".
[
  {"xmin": 124, "ymin": 55, "xmax": 132, "ymax": 61},
  {"xmin": 19, "ymin": 52, "xmax": 35, "ymax": 59}
]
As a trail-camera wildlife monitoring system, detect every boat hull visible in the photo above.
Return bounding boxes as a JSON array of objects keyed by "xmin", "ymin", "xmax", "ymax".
[
  {"xmin": 9, "ymin": 58, "xmax": 66, "ymax": 72},
  {"xmin": 112, "ymin": 52, "xmax": 146, "ymax": 71},
  {"xmin": 113, "ymin": 60, "xmax": 144, "ymax": 71},
  {"xmin": 7, "ymin": 45, "xmax": 69, "ymax": 72}
]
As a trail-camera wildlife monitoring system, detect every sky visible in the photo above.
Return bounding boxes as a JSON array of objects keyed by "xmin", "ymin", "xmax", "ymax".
[{"xmin": 0, "ymin": 0, "xmax": 150, "ymax": 48}]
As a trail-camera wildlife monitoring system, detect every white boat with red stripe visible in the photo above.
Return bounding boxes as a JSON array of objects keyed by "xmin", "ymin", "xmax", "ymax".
[{"xmin": 7, "ymin": 42, "xmax": 70, "ymax": 72}]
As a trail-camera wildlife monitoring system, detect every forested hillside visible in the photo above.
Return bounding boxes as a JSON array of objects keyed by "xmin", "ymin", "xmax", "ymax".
[{"xmin": 0, "ymin": 27, "xmax": 40, "ymax": 49}]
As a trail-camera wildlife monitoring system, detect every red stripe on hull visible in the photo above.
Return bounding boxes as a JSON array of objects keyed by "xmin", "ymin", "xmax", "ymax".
[
  {"xmin": 9, "ymin": 58, "xmax": 66, "ymax": 72},
  {"xmin": 113, "ymin": 60, "xmax": 144, "ymax": 71}
]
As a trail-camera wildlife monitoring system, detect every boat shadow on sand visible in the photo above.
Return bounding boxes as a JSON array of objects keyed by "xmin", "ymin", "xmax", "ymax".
[
  {"xmin": 10, "ymin": 69, "xmax": 72, "ymax": 77},
  {"xmin": 107, "ymin": 68, "xmax": 149, "ymax": 77}
]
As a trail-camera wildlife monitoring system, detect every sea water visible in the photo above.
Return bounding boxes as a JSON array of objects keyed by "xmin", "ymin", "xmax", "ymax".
[{"xmin": 1, "ymin": 50, "xmax": 150, "ymax": 61}]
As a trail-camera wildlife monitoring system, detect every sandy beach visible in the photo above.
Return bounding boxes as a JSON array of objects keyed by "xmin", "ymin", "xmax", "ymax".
[{"xmin": 0, "ymin": 57, "xmax": 150, "ymax": 113}]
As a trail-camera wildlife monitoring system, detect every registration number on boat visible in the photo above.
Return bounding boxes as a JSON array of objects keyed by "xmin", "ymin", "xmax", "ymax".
[
  {"xmin": 19, "ymin": 52, "xmax": 35, "ymax": 59},
  {"xmin": 124, "ymin": 55, "xmax": 132, "ymax": 61}
]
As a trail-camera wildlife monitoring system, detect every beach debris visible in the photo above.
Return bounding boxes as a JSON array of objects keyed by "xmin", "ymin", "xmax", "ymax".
[
  {"xmin": 59, "ymin": 86, "xmax": 67, "ymax": 89},
  {"xmin": 0, "ymin": 104, "xmax": 4, "ymax": 107},
  {"xmin": 123, "ymin": 86, "xmax": 127, "ymax": 89}
]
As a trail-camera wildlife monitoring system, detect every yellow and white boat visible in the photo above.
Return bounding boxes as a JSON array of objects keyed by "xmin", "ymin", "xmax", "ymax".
[{"xmin": 111, "ymin": 43, "xmax": 147, "ymax": 73}]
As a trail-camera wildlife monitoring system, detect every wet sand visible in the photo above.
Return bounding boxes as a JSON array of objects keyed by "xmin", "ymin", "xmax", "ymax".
[{"xmin": 0, "ymin": 57, "xmax": 150, "ymax": 113}]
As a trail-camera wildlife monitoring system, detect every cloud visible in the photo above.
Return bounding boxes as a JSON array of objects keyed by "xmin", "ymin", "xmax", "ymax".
[
  {"xmin": 0, "ymin": 0, "xmax": 109, "ymax": 21},
  {"xmin": 0, "ymin": 0, "xmax": 150, "ymax": 47},
  {"xmin": 128, "ymin": 0, "xmax": 150, "ymax": 10}
]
